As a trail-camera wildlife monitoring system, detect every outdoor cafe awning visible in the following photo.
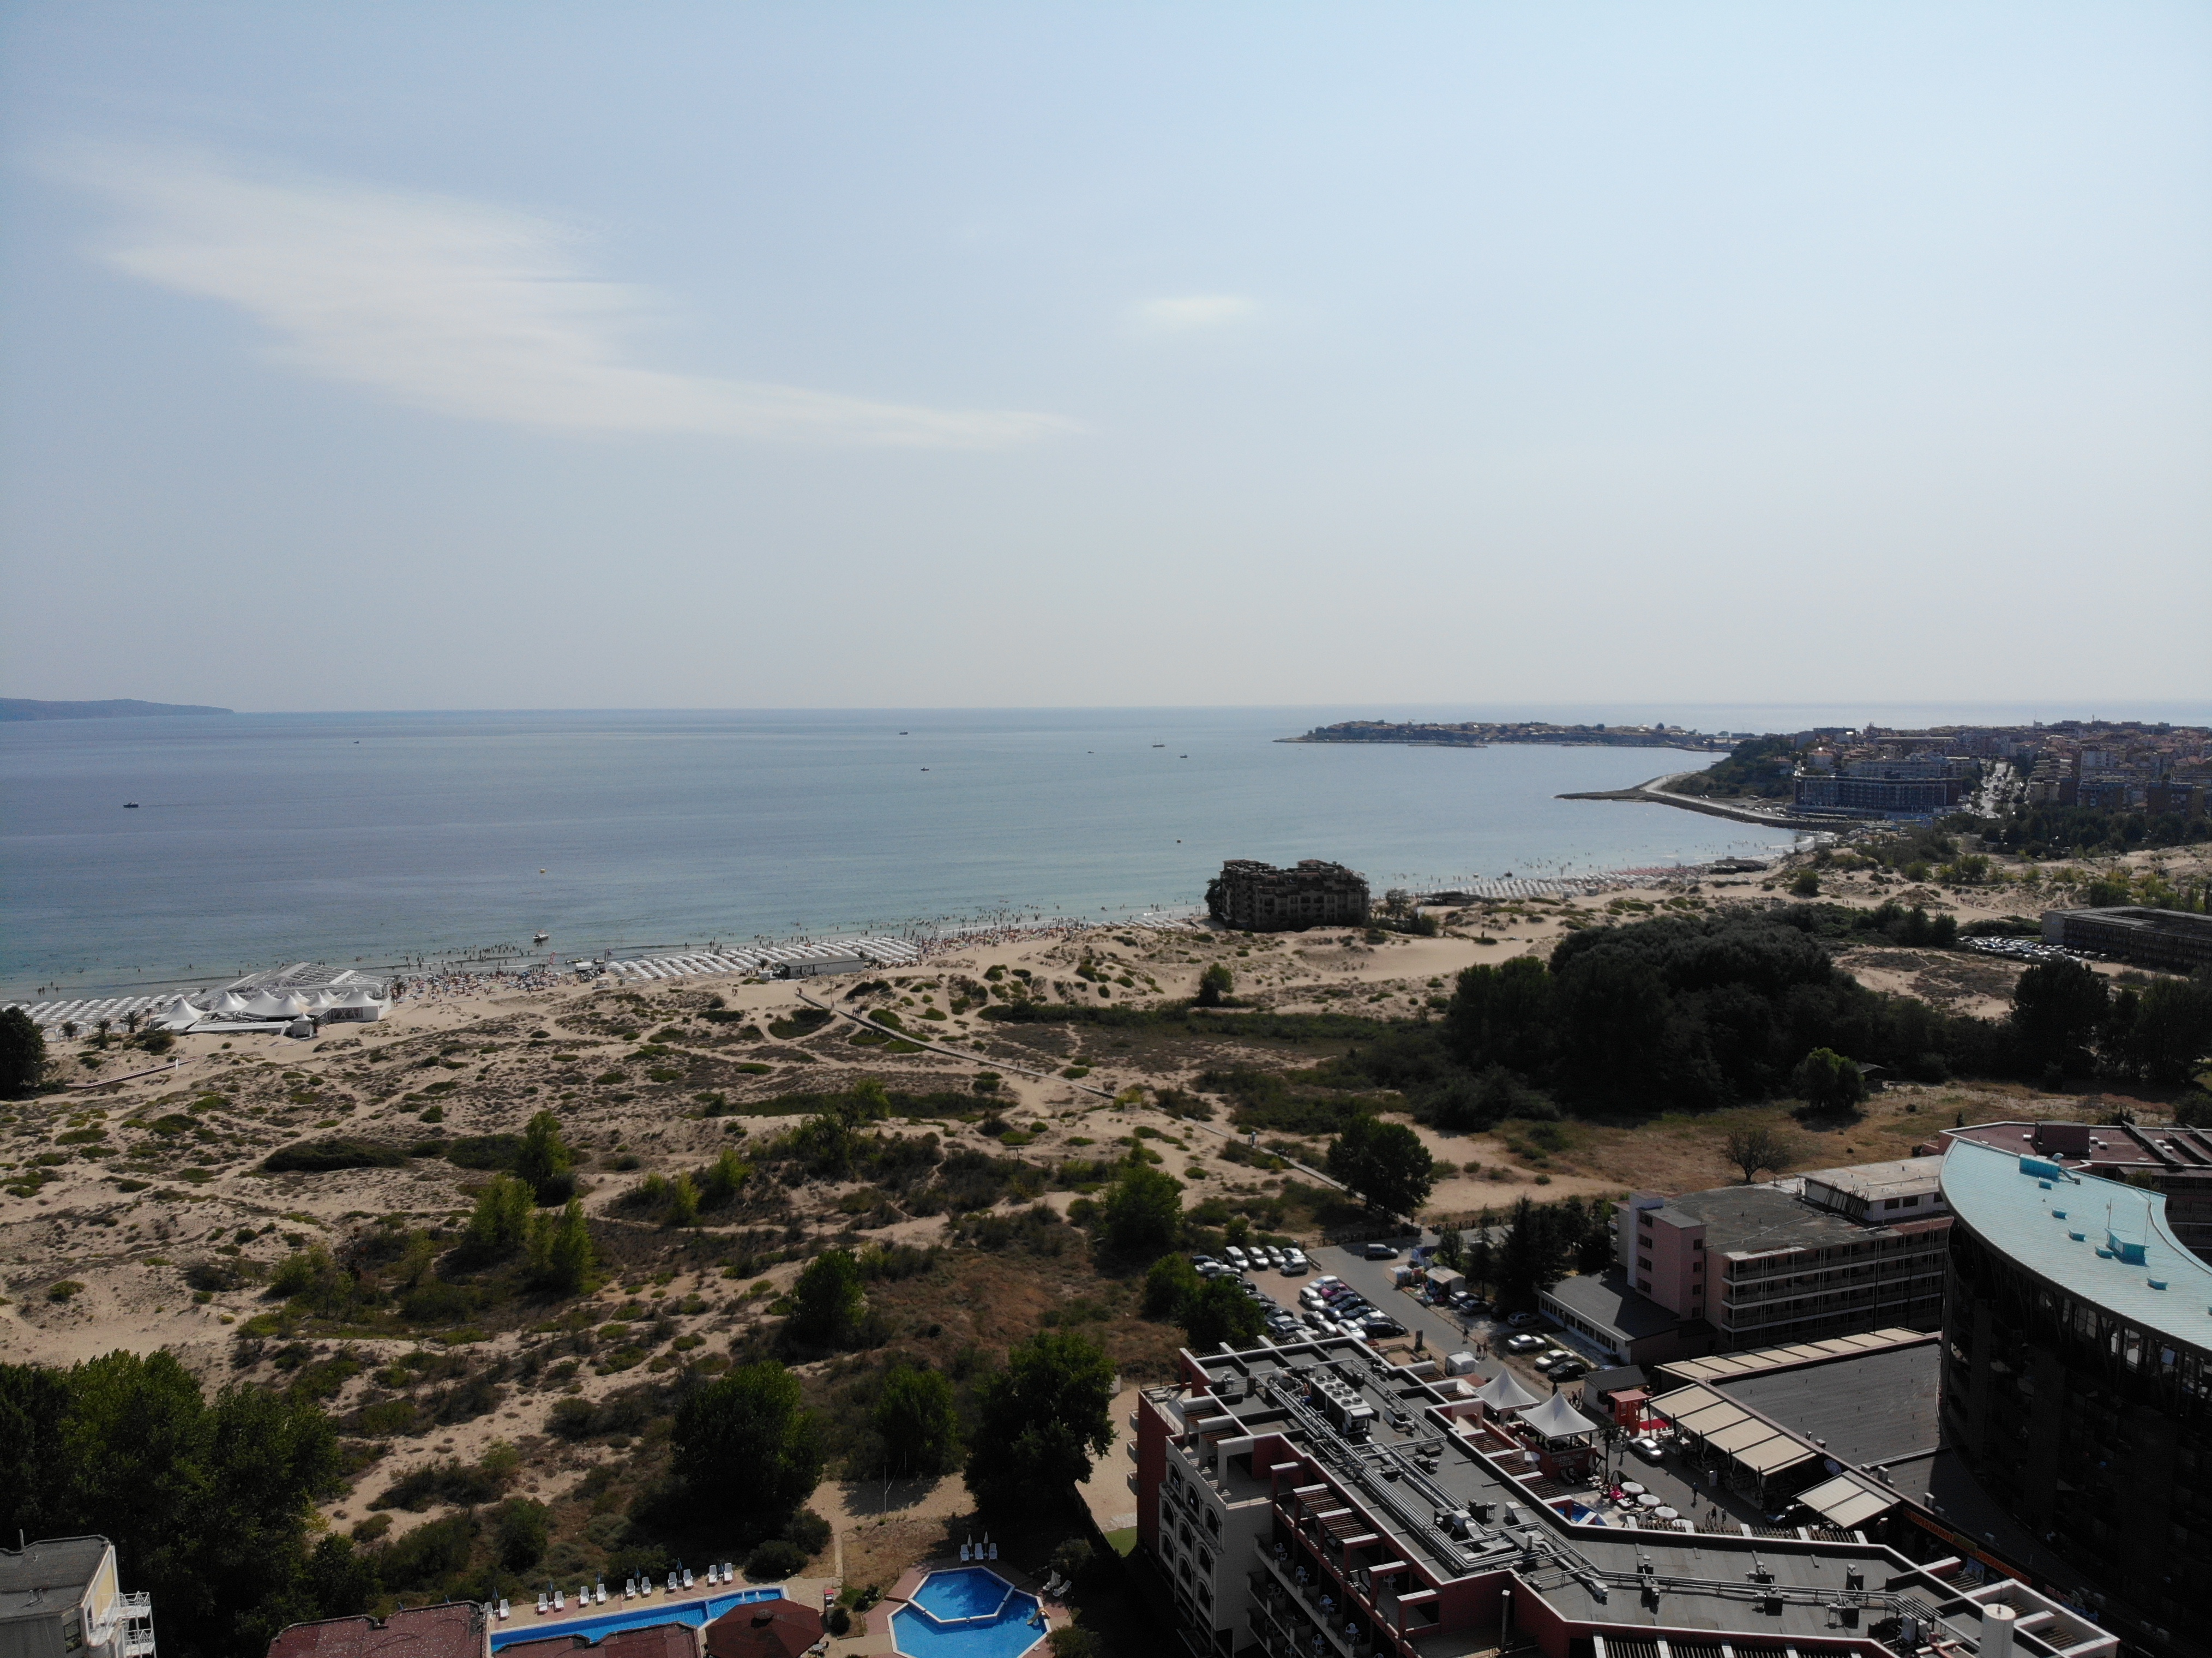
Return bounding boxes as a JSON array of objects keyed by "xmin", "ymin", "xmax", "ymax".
[
  {"xmin": 1649, "ymin": 1382, "xmax": 1818, "ymax": 1482},
  {"xmin": 1794, "ymin": 1473, "xmax": 1898, "ymax": 1531}
]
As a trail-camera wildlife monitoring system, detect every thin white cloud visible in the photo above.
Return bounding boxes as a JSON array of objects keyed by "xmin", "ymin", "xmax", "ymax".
[
  {"xmin": 58, "ymin": 146, "xmax": 1072, "ymax": 449},
  {"xmin": 1128, "ymin": 293, "xmax": 1260, "ymax": 333}
]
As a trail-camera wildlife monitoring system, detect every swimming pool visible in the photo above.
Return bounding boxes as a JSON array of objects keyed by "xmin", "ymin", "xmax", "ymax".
[
  {"xmin": 488, "ymin": 1585, "xmax": 784, "ymax": 1649},
  {"xmin": 891, "ymin": 1569, "xmax": 1047, "ymax": 1658}
]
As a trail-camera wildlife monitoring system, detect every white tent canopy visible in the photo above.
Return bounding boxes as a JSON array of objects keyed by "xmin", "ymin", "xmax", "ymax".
[
  {"xmin": 1474, "ymin": 1370, "xmax": 1543, "ymax": 1411},
  {"xmin": 1516, "ymin": 1392, "xmax": 1602, "ymax": 1439}
]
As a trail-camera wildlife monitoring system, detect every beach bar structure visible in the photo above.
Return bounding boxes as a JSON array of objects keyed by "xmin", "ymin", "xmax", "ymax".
[{"xmin": 5, "ymin": 963, "xmax": 390, "ymax": 1037}]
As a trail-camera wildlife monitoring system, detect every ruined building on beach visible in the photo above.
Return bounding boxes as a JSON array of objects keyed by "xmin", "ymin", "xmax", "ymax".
[{"xmin": 1207, "ymin": 859, "xmax": 1371, "ymax": 931}]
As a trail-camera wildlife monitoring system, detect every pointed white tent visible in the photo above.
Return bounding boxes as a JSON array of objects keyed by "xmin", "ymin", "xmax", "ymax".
[
  {"xmin": 1473, "ymin": 1370, "xmax": 1543, "ymax": 1411},
  {"xmin": 1515, "ymin": 1392, "xmax": 1602, "ymax": 1440}
]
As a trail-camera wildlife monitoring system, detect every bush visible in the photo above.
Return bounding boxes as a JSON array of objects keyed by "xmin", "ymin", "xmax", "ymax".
[
  {"xmin": 262, "ymin": 1138, "xmax": 409, "ymax": 1173},
  {"xmin": 744, "ymin": 1539, "xmax": 810, "ymax": 1579},
  {"xmin": 0, "ymin": 1007, "xmax": 46, "ymax": 1098}
]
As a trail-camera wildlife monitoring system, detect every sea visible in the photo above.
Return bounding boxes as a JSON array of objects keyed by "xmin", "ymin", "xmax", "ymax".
[{"xmin": 9, "ymin": 699, "xmax": 2170, "ymax": 1004}]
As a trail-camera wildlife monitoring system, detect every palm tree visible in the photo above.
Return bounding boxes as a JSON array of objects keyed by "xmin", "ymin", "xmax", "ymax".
[
  {"xmin": 124, "ymin": 1010, "xmax": 142, "ymax": 1036},
  {"xmin": 93, "ymin": 1017, "xmax": 113, "ymax": 1048},
  {"xmin": 61, "ymin": 1020, "xmax": 78, "ymax": 1041}
]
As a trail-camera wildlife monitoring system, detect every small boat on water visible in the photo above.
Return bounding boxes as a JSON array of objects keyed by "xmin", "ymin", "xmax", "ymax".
[
  {"xmin": 534, "ymin": 932, "xmax": 550, "ymax": 943},
  {"xmin": 1152, "ymin": 743, "xmax": 1165, "ymax": 748},
  {"xmin": 123, "ymin": 802, "xmax": 140, "ymax": 808}
]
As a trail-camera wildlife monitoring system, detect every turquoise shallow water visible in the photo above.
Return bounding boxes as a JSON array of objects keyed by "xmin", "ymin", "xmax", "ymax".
[
  {"xmin": 893, "ymin": 1570, "xmax": 1045, "ymax": 1658},
  {"xmin": 0, "ymin": 706, "xmax": 1808, "ymax": 1000}
]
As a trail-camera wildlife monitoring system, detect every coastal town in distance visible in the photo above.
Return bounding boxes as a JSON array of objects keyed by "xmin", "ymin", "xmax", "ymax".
[{"xmin": 4, "ymin": 713, "xmax": 2210, "ymax": 1658}]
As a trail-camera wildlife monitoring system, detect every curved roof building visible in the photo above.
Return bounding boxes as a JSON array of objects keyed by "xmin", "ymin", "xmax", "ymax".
[{"xmin": 1938, "ymin": 1139, "xmax": 2212, "ymax": 1658}]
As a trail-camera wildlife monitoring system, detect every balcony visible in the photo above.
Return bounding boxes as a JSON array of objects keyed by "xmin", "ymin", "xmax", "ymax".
[{"xmin": 1252, "ymin": 1545, "xmax": 1384, "ymax": 1658}]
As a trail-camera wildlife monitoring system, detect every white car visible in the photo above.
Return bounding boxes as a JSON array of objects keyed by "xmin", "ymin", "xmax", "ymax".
[
  {"xmin": 1225, "ymin": 1246, "xmax": 1249, "ymax": 1269},
  {"xmin": 1264, "ymin": 1246, "xmax": 1286, "ymax": 1268},
  {"xmin": 1630, "ymin": 1435, "xmax": 1666, "ymax": 1463},
  {"xmin": 1280, "ymin": 1251, "xmax": 1309, "ymax": 1275}
]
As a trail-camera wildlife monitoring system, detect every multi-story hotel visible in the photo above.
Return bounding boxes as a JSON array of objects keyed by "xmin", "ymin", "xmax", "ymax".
[
  {"xmin": 1132, "ymin": 1331, "xmax": 2109, "ymax": 1658},
  {"xmin": 1938, "ymin": 1139, "xmax": 2212, "ymax": 1658}
]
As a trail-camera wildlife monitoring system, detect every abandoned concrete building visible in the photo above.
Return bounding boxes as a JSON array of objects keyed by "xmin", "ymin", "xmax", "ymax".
[{"xmin": 1206, "ymin": 859, "xmax": 1371, "ymax": 931}]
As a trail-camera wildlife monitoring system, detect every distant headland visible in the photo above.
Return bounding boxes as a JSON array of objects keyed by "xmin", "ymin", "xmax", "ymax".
[
  {"xmin": 0, "ymin": 698, "xmax": 233, "ymax": 722},
  {"xmin": 1283, "ymin": 718, "xmax": 1730, "ymax": 750}
]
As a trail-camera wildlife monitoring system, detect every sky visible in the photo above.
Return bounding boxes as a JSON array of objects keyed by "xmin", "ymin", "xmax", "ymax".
[{"xmin": 1, "ymin": 2, "xmax": 2207, "ymax": 712}]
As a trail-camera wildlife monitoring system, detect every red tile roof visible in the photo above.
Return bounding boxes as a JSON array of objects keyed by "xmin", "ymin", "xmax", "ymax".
[
  {"xmin": 700, "ymin": 1598, "xmax": 822, "ymax": 1658},
  {"xmin": 267, "ymin": 1604, "xmax": 488, "ymax": 1658}
]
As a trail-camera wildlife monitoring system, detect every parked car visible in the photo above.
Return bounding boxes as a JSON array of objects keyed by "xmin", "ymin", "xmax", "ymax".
[
  {"xmin": 1225, "ymin": 1246, "xmax": 1249, "ymax": 1269},
  {"xmin": 1505, "ymin": 1311, "xmax": 1540, "ymax": 1328},
  {"xmin": 1365, "ymin": 1242, "xmax": 1401, "ymax": 1260},
  {"xmin": 1283, "ymin": 1247, "xmax": 1309, "ymax": 1272},
  {"xmin": 1629, "ymin": 1435, "xmax": 1666, "ymax": 1463},
  {"xmin": 1502, "ymin": 1333, "xmax": 1545, "ymax": 1354},
  {"xmin": 1532, "ymin": 1350, "xmax": 1575, "ymax": 1372},
  {"xmin": 1362, "ymin": 1318, "xmax": 1407, "ymax": 1339},
  {"xmin": 1264, "ymin": 1247, "xmax": 1286, "ymax": 1267},
  {"xmin": 1311, "ymin": 1275, "xmax": 1342, "ymax": 1292},
  {"xmin": 1548, "ymin": 1361, "xmax": 1588, "ymax": 1382}
]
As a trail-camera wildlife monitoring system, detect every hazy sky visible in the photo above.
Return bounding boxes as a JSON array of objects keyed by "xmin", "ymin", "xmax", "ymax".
[{"xmin": 3, "ymin": 3, "xmax": 2207, "ymax": 711}]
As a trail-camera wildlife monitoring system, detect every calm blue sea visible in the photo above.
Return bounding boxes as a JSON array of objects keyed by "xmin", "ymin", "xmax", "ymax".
[{"xmin": 0, "ymin": 704, "xmax": 1889, "ymax": 1001}]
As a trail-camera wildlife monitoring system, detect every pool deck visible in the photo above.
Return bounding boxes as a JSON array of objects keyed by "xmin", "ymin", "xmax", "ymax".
[
  {"xmin": 850, "ymin": 1558, "xmax": 1066, "ymax": 1657},
  {"xmin": 495, "ymin": 1577, "xmax": 837, "ymax": 1650}
]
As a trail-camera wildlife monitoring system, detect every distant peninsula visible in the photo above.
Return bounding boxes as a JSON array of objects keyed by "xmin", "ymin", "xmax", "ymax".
[
  {"xmin": 1284, "ymin": 718, "xmax": 1730, "ymax": 750},
  {"xmin": 0, "ymin": 697, "xmax": 233, "ymax": 722}
]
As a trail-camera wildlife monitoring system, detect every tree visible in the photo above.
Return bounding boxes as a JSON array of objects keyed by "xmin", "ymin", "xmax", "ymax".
[
  {"xmin": 1791, "ymin": 1048, "xmax": 1866, "ymax": 1115},
  {"xmin": 787, "ymin": 1248, "xmax": 865, "ymax": 1347},
  {"xmin": 515, "ymin": 1110, "xmax": 575, "ymax": 1201},
  {"xmin": 1182, "ymin": 1276, "xmax": 1266, "ymax": 1351},
  {"xmin": 1099, "ymin": 1163, "xmax": 1183, "ymax": 1261},
  {"xmin": 0, "ymin": 1008, "xmax": 45, "ymax": 1098},
  {"xmin": 526, "ymin": 1199, "xmax": 594, "ymax": 1294},
  {"xmin": 870, "ymin": 1363, "xmax": 960, "ymax": 1479},
  {"xmin": 674, "ymin": 1362, "xmax": 825, "ymax": 1534},
  {"xmin": 2123, "ymin": 971, "xmax": 2212, "ymax": 1086},
  {"xmin": 494, "ymin": 1498, "xmax": 551, "ymax": 1569},
  {"xmin": 1492, "ymin": 1196, "xmax": 1576, "ymax": 1312},
  {"xmin": 1443, "ymin": 958, "xmax": 1553, "ymax": 1073},
  {"xmin": 2010, "ymin": 958, "xmax": 2109, "ymax": 1076},
  {"xmin": 1326, "ymin": 1114, "xmax": 1436, "ymax": 1218},
  {"xmin": 964, "ymin": 1331, "xmax": 1116, "ymax": 1517},
  {"xmin": 1196, "ymin": 963, "xmax": 1234, "ymax": 1007},
  {"xmin": 1143, "ymin": 1253, "xmax": 1203, "ymax": 1319},
  {"xmin": 1723, "ymin": 1125, "xmax": 1795, "ymax": 1184},
  {"xmin": 461, "ymin": 1174, "xmax": 534, "ymax": 1261}
]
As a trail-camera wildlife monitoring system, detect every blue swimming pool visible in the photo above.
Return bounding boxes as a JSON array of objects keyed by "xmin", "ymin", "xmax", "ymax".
[
  {"xmin": 891, "ymin": 1570, "xmax": 1047, "ymax": 1658},
  {"xmin": 489, "ymin": 1585, "xmax": 784, "ymax": 1649}
]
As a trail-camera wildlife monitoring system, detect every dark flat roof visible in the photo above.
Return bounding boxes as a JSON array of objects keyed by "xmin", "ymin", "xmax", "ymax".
[
  {"xmin": 0, "ymin": 1538, "xmax": 110, "ymax": 1618},
  {"xmin": 1661, "ymin": 1183, "xmax": 1942, "ymax": 1257},
  {"xmin": 1717, "ymin": 1343, "xmax": 1940, "ymax": 1467},
  {"xmin": 1542, "ymin": 1269, "xmax": 1681, "ymax": 1340}
]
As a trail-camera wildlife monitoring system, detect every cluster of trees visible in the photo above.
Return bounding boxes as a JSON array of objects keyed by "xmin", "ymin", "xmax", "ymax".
[
  {"xmin": 1670, "ymin": 736, "xmax": 1799, "ymax": 799},
  {"xmin": 1979, "ymin": 802, "xmax": 2212, "ymax": 857},
  {"xmin": 2011, "ymin": 960, "xmax": 2212, "ymax": 1087},
  {"xmin": 1142, "ymin": 1254, "xmax": 1266, "ymax": 1350},
  {"xmin": 0, "ymin": 1351, "xmax": 350, "ymax": 1658},
  {"xmin": 1432, "ymin": 1194, "xmax": 1615, "ymax": 1313},
  {"xmin": 1, "ymin": 1006, "xmax": 46, "ymax": 1097}
]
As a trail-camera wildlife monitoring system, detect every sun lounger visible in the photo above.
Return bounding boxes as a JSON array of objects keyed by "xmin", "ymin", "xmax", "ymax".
[
  {"xmin": 497, "ymin": 1601, "xmax": 509, "ymax": 1621},
  {"xmin": 537, "ymin": 1594, "xmax": 549, "ymax": 1615},
  {"xmin": 595, "ymin": 1584, "xmax": 606, "ymax": 1603},
  {"xmin": 554, "ymin": 1591, "xmax": 564, "ymax": 1611},
  {"xmin": 988, "ymin": 1543, "xmax": 999, "ymax": 1560},
  {"xmin": 666, "ymin": 1572, "xmax": 678, "ymax": 1594},
  {"xmin": 682, "ymin": 1569, "xmax": 694, "ymax": 1589},
  {"xmin": 723, "ymin": 1562, "xmax": 735, "ymax": 1581},
  {"xmin": 959, "ymin": 1544, "xmax": 970, "ymax": 1561}
]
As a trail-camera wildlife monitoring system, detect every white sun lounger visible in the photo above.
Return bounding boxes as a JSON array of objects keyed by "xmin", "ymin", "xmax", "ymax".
[
  {"xmin": 497, "ymin": 1600, "xmax": 509, "ymax": 1621},
  {"xmin": 536, "ymin": 1594, "xmax": 548, "ymax": 1615}
]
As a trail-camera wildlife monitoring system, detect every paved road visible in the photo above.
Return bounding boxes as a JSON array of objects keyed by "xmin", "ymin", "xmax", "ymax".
[{"xmin": 1309, "ymin": 1240, "xmax": 1498, "ymax": 1367}]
